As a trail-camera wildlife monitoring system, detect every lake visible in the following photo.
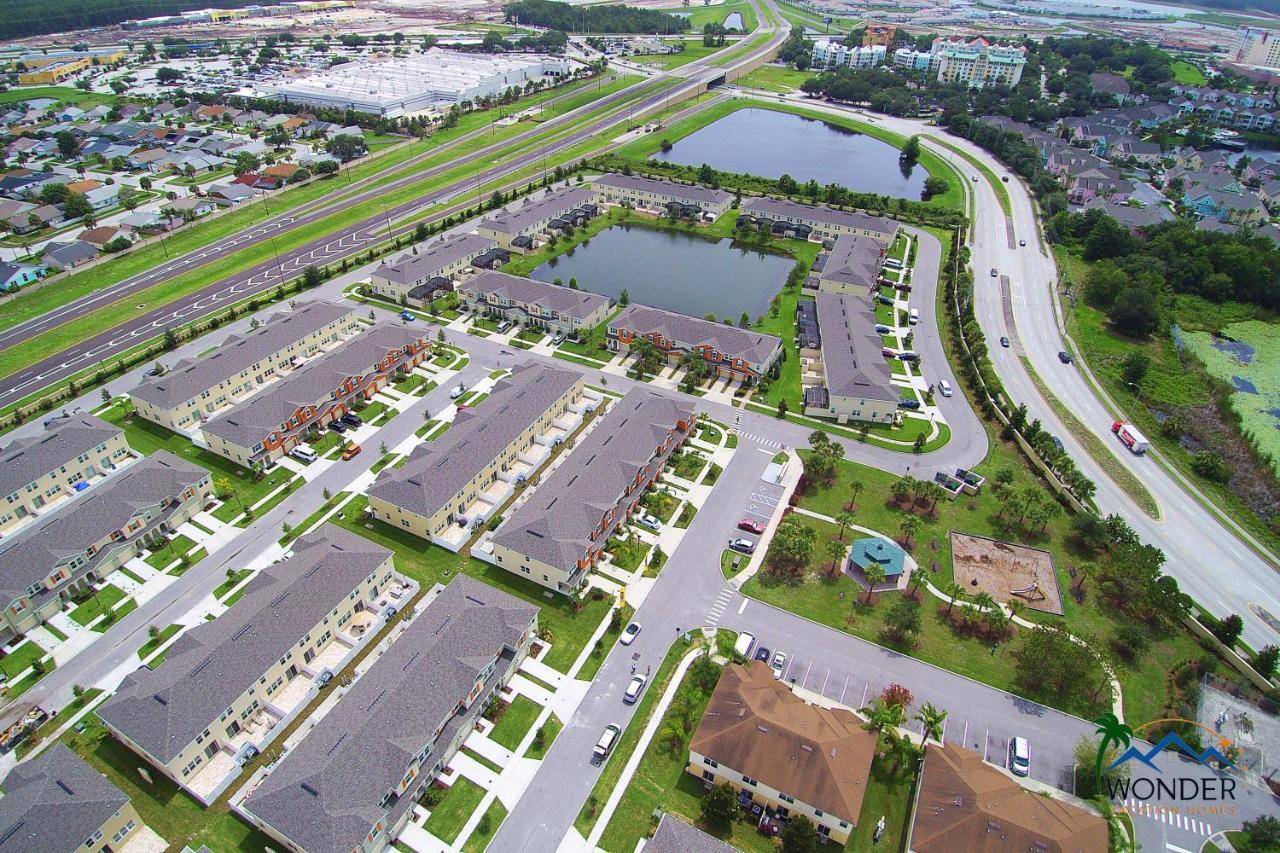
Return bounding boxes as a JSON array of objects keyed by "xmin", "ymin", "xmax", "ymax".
[
  {"xmin": 653, "ymin": 107, "xmax": 930, "ymax": 199},
  {"xmin": 724, "ymin": 11, "xmax": 745, "ymax": 29},
  {"xmin": 529, "ymin": 223, "xmax": 792, "ymax": 319}
]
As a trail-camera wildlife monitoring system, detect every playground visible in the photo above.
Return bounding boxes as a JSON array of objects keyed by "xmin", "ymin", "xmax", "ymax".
[{"xmin": 949, "ymin": 532, "xmax": 1063, "ymax": 615}]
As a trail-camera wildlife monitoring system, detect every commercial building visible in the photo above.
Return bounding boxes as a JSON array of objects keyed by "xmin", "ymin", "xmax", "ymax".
[
  {"xmin": 458, "ymin": 270, "xmax": 612, "ymax": 334},
  {"xmin": 739, "ymin": 197, "xmax": 900, "ymax": 243},
  {"xmin": 0, "ymin": 452, "xmax": 211, "ymax": 640},
  {"xmin": 261, "ymin": 50, "xmax": 571, "ymax": 117},
  {"xmin": 368, "ymin": 363, "xmax": 590, "ymax": 550},
  {"xmin": 1231, "ymin": 26, "xmax": 1280, "ymax": 71},
  {"xmin": 812, "ymin": 234, "xmax": 889, "ymax": 296},
  {"xmin": 931, "ymin": 37, "xmax": 1027, "ymax": 89},
  {"xmin": 0, "ymin": 414, "xmax": 134, "ymax": 536},
  {"xmin": 202, "ymin": 325, "xmax": 430, "ymax": 469},
  {"xmin": 800, "ymin": 294, "xmax": 898, "ymax": 425},
  {"xmin": 238, "ymin": 575, "xmax": 537, "ymax": 853},
  {"xmin": 18, "ymin": 57, "xmax": 92, "ymax": 85},
  {"xmin": 811, "ymin": 41, "xmax": 887, "ymax": 69},
  {"xmin": 608, "ymin": 304, "xmax": 782, "ymax": 384},
  {"xmin": 863, "ymin": 23, "xmax": 897, "ymax": 47},
  {"xmin": 908, "ymin": 742, "xmax": 1109, "ymax": 853},
  {"xmin": 98, "ymin": 525, "xmax": 402, "ymax": 804},
  {"xmin": 687, "ymin": 661, "xmax": 877, "ymax": 845},
  {"xmin": 369, "ymin": 233, "xmax": 495, "ymax": 306},
  {"xmin": 476, "ymin": 186, "xmax": 597, "ymax": 250},
  {"xmin": 131, "ymin": 301, "xmax": 362, "ymax": 433},
  {"xmin": 0, "ymin": 744, "xmax": 147, "ymax": 853},
  {"xmin": 592, "ymin": 172, "xmax": 734, "ymax": 220},
  {"xmin": 489, "ymin": 388, "xmax": 693, "ymax": 594}
]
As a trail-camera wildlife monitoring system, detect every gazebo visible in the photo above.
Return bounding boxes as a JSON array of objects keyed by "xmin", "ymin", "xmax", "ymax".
[{"xmin": 847, "ymin": 537, "xmax": 907, "ymax": 579}]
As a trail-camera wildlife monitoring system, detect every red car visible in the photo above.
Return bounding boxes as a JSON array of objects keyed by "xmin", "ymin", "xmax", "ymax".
[{"xmin": 738, "ymin": 519, "xmax": 764, "ymax": 534}]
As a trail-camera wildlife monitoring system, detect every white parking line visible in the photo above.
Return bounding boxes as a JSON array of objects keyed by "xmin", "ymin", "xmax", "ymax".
[{"xmin": 737, "ymin": 599, "xmax": 747, "ymax": 615}]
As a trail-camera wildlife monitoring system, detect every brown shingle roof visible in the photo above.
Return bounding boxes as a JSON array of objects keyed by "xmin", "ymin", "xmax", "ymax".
[
  {"xmin": 689, "ymin": 662, "xmax": 876, "ymax": 825},
  {"xmin": 910, "ymin": 742, "xmax": 1108, "ymax": 853}
]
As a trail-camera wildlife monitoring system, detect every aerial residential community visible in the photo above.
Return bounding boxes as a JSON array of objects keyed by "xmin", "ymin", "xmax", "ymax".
[{"xmin": 1, "ymin": 0, "xmax": 1280, "ymax": 852}]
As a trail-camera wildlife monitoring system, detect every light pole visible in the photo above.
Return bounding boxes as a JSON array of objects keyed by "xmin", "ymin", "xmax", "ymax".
[{"xmin": 379, "ymin": 202, "xmax": 394, "ymax": 243}]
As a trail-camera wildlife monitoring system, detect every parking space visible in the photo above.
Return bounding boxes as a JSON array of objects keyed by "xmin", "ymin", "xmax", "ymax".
[{"xmin": 720, "ymin": 478, "xmax": 784, "ymax": 557}]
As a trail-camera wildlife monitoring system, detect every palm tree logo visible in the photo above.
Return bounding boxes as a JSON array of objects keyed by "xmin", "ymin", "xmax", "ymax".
[{"xmin": 1093, "ymin": 712, "xmax": 1134, "ymax": 791}]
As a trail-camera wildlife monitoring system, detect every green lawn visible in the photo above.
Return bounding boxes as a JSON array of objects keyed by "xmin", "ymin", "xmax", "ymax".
[
  {"xmin": 138, "ymin": 624, "xmax": 182, "ymax": 661},
  {"xmin": 683, "ymin": 0, "xmax": 759, "ymax": 30},
  {"xmin": 527, "ymin": 715, "xmax": 562, "ymax": 760},
  {"xmin": 424, "ymin": 777, "xmax": 487, "ymax": 844},
  {"xmin": 461, "ymin": 798, "xmax": 508, "ymax": 853},
  {"xmin": 0, "ymin": 86, "xmax": 117, "ymax": 109},
  {"xmin": 0, "ymin": 642, "xmax": 46, "ymax": 680},
  {"xmin": 329, "ymin": 496, "xmax": 611, "ymax": 672},
  {"xmin": 1170, "ymin": 60, "xmax": 1208, "ymax": 86},
  {"xmin": 214, "ymin": 569, "xmax": 252, "ymax": 600},
  {"xmin": 145, "ymin": 534, "xmax": 196, "ymax": 569},
  {"xmin": 738, "ymin": 64, "xmax": 814, "ymax": 93},
  {"xmin": 631, "ymin": 42, "xmax": 731, "ymax": 70},
  {"xmin": 14, "ymin": 688, "xmax": 103, "ymax": 759},
  {"xmin": 488, "ymin": 694, "xmax": 543, "ymax": 751},
  {"xmin": 577, "ymin": 604, "xmax": 634, "ymax": 683},
  {"xmin": 69, "ymin": 585, "xmax": 126, "ymax": 626}
]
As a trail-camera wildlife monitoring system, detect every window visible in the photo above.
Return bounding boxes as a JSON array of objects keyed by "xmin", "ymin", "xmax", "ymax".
[
  {"xmin": 702, "ymin": 757, "xmax": 719, "ymax": 768},
  {"xmin": 742, "ymin": 775, "xmax": 757, "ymax": 787}
]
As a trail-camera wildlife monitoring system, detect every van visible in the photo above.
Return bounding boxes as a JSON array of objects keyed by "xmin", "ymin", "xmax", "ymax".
[
  {"xmin": 938, "ymin": 380, "xmax": 953, "ymax": 398},
  {"xmin": 1009, "ymin": 736, "xmax": 1031, "ymax": 777},
  {"xmin": 593, "ymin": 724, "xmax": 621, "ymax": 765},
  {"xmin": 290, "ymin": 445, "xmax": 318, "ymax": 463},
  {"xmin": 909, "ymin": 308, "xmax": 920, "ymax": 325},
  {"xmin": 733, "ymin": 632, "xmax": 756, "ymax": 659}
]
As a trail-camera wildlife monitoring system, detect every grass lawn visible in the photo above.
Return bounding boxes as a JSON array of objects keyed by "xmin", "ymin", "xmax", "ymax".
[
  {"xmin": 631, "ymin": 42, "xmax": 730, "ymax": 70},
  {"xmin": 682, "ymin": 0, "xmax": 759, "ymax": 30},
  {"xmin": 488, "ymin": 694, "xmax": 543, "ymax": 751},
  {"xmin": 461, "ymin": 746, "xmax": 502, "ymax": 773},
  {"xmin": 0, "ymin": 642, "xmax": 46, "ymax": 680},
  {"xmin": 607, "ymin": 536, "xmax": 651, "ymax": 572},
  {"xmin": 138, "ymin": 624, "xmax": 182, "ymax": 661},
  {"xmin": 578, "ymin": 605, "xmax": 635, "ymax": 683},
  {"xmin": 282, "ymin": 493, "xmax": 350, "ymax": 544},
  {"xmin": 214, "ymin": 569, "xmax": 252, "ymax": 600},
  {"xmin": 738, "ymin": 64, "xmax": 814, "ymax": 93},
  {"xmin": 14, "ymin": 688, "xmax": 104, "ymax": 759},
  {"xmin": 69, "ymin": 585, "xmax": 126, "ymax": 626},
  {"xmin": 145, "ymin": 533, "xmax": 196, "ymax": 569},
  {"xmin": 462, "ymin": 798, "xmax": 508, "ymax": 853},
  {"xmin": 425, "ymin": 777, "xmax": 487, "ymax": 845},
  {"xmin": 1170, "ymin": 60, "xmax": 1208, "ymax": 86},
  {"xmin": 527, "ymin": 715, "xmax": 562, "ymax": 760},
  {"xmin": 675, "ymin": 503, "xmax": 697, "ymax": 529},
  {"xmin": 330, "ymin": 496, "xmax": 611, "ymax": 672}
]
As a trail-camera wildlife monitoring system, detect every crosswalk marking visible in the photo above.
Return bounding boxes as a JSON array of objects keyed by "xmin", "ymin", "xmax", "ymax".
[
  {"xmin": 1123, "ymin": 801, "xmax": 1212, "ymax": 837},
  {"xmin": 734, "ymin": 430, "xmax": 782, "ymax": 449},
  {"xmin": 705, "ymin": 588, "xmax": 735, "ymax": 625}
]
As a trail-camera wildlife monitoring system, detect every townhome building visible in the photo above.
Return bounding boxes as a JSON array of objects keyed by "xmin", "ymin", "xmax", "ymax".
[
  {"xmin": 488, "ymin": 388, "xmax": 694, "ymax": 594},
  {"xmin": 458, "ymin": 270, "xmax": 612, "ymax": 335},
  {"xmin": 0, "ymin": 452, "xmax": 211, "ymax": 640},
  {"xmin": 476, "ymin": 185, "xmax": 597, "ymax": 251},
  {"xmin": 0, "ymin": 414, "xmax": 134, "ymax": 535},
  {"xmin": 811, "ymin": 233, "xmax": 889, "ymax": 296},
  {"xmin": 0, "ymin": 744, "xmax": 148, "ymax": 853},
  {"xmin": 98, "ymin": 525, "xmax": 402, "ymax": 804},
  {"xmin": 202, "ymin": 324, "xmax": 430, "ymax": 469},
  {"xmin": 592, "ymin": 173, "xmax": 734, "ymax": 220},
  {"xmin": 687, "ymin": 661, "xmax": 877, "ymax": 845},
  {"xmin": 739, "ymin": 197, "xmax": 900, "ymax": 244},
  {"xmin": 238, "ymin": 575, "xmax": 537, "ymax": 853},
  {"xmin": 608, "ymin": 304, "xmax": 782, "ymax": 384},
  {"xmin": 369, "ymin": 363, "xmax": 589, "ymax": 551},
  {"xmin": 368, "ymin": 232, "xmax": 496, "ymax": 306},
  {"xmin": 799, "ymin": 294, "xmax": 899, "ymax": 425},
  {"xmin": 131, "ymin": 301, "xmax": 362, "ymax": 432}
]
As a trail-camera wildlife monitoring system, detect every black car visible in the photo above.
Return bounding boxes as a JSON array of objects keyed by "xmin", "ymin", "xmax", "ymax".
[
  {"xmin": 327, "ymin": 420, "xmax": 348, "ymax": 433},
  {"xmin": 1058, "ymin": 351, "xmax": 1073, "ymax": 364},
  {"xmin": 999, "ymin": 336, "xmax": 1011, "ymax": 348},
  {"xmin": 754, "ymin": 646, "xmax": 771, "ymax": 662},
  {"xmin": 898, "ymin": 399, "xmax": 921, "ymax": 410},
  {"xmin": 341, "ymin": 412, "xmax": 363, "ymax": 428}
]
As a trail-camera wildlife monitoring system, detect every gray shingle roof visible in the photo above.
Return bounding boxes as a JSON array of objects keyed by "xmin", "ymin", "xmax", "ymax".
[
  {"xmin": 201, "ymin": 324, "xmax": 423, "ymax": 448},
  {"xmin": 373, "ymin": 233, "xmax": 495, "ymax": 285},
  {"xmin": 464, "ymin": 270, "xmax": 610, "ymax": 321},
  {"xmin": 611, "ymin": 304, "xmax": 782, "ymax": 369},
  {"xmin": 740, "ymin": 197, "xmax": 898, "ymax": 239},
  {"xmin": 97, "ymin": 524, "xmax": 392, "ymax": 764},
  {"xmin": 0, "ymin": 744, "xmax": 131, "ymax": 853},
  {"xmin": 645, "ymin": 814, "xmax": 740, "ymax": 853},
  {"xmin": 131, "ymin": 302, "xmax": 357, "ymax": 410},
  {"xmin": 0, "ymin": 452, "xmax": 208, "ymax": 607},
  {"xmin": 479, "ymin": 185, "xmax": 594, "ymax": 235},
  {"xmin": 0, "ymin": 414, "xmax": 122, "ymax": 499},
  {"xmin": 593, "ymin": 173, "xmax": 733, "ymax": 207},
  {"xmin": 369, "ymin": 362, "xmax": 581, "ymax": 522},
  {"xmin": 814, "ymin": 293, "xmax": 896, "ymax": 402},
  {"xmin": 240, "ymin": 575, "xmax": 536, "ymax": 853},
  {"xmin": 818, "ymin": 234, "xmax": 887, "ymax": 290},
  {"xmin": 42, "ymin": 240, "xmax": 97, "ymax": 267},
  {"xmin": 492, "ymin": 388, "xmax": 693, "ymax": 573}
]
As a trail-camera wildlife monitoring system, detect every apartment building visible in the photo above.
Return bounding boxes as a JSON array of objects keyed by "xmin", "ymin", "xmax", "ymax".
[
  {"xmin": 932, "ymin": 37, "xmax": 1027, "ymax": 89},
  {"xmin": 592, "ymin": 173, "xmax": 734, "ymax": 220},
  {"xmin": 0, "ymin": 744, "xmax": 147, "ymax": 853},
  {"xmin": 369, "ymin": 232, "xmax": 495, "ymax": 306},
  {"xmin": 811, "ymin": 40, "xmax": 886, "ymax": 69},
  {"xmin": 608, "ymin": 304, "xmax": 782, "ymax": 384},
  {"xmin": 0, "ymin": 452, "xmax": 211, "ymax": 640},
  {"xmin": 799, "ymin": 294, "xmax": 898, "ymax": 425},
  {"xmin": 739, "ymin": 196, "xmax": 900, "ymax": 244},
  {"xmin": 646, "ymin": 813, "xmax": 739, "ymax": 853},
  {"xmin": 0, "ymin": 414, "xmax": 134, "ymax": 536},
  {"xmin": 458, "ymin": 270, "xmax": 612, "ymax": 334},
  {"xmin": 202, "ymin": 325, "xmax": 430, "ymax": 469},
  {"xmin": 687, "ymin": 662, "xmax": 876, "ymax": 845},
  {"xmin": 476, "ymin": 185, "xmax": 597, "ymax": 251},
  {"xmin": 369, "ymin": 363, "xmax": 588, "ymax": 551},
  {"xmin": 489, "ymin": 388, "xmax": 694, "ymax": 594},
  {"xmin": 908, "ymin": 742, "xmax": 1109, "ymax": 853},
  {"xmin": 812, "ymin": 234, "xmax": 889, "ymax": 296},
  {"xmin": 131, "ymin": 301, "xmax": 362, "ymax": 432},
  {"xmin": 98, "ymin": 525, "xmax": 400, "ymax": 804},
  {"xmin": 238, "ymin": 575, "xmax": 537, "ymax": 853},
  {"xmin": 1232, "ymin": 26, "xmax": 1280, "ymax": 71}
]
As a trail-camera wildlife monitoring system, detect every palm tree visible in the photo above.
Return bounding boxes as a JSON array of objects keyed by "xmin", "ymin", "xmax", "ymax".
[
  {"xmin": 944, "ymin": 582, "xmax": 965, "ymax": 614},
  {"xmin": 861, "ymin": 698, "xmax": 908, "ymax": 749},
  {"xmin": 972, "ymin": 591, "xmax": 997, "ymax": 614},
  {"xmin": 889, "ymin": 476, "xmax": 913, "ymax": 506},
  {"xmin": 907, "ymin": 568, "xmax": 927, "ymax": 600},
  {"xmin": 846, "ymin": 479, "xmax": 865, "ymax": 511},
  {"xmin": 924, "ymin": 481, "xmax": 945, "ymax": 513},
  {"xmin": 1005, "ymin": 599, "xmax": 1025, "ymax": 637},
  {"xmin": 915, "ymin": 702, "xmax": 948, "ymax": 744},
  {"xmin": 899, "ymin": 515, "xmax": 921, "ymax": 549},
  {"xmin": 827, "ymin": 539, "xmax": 847, "ymax": 576},
  {"xmin": 1092, "ymin": 713, "xmax": 1134, "ymax": 791},
  {"xmin": 835, "ymin": 510, "xmax": 855, "ymax": 542},
  {"xmin": 862, "ymin": 561, "xmax": 886, "ymax": 603}
]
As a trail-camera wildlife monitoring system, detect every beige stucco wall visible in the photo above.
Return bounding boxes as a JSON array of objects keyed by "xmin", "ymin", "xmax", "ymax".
[{"xmin": 0, "ymin": 431, "xmax": 133, "ymax": 533}]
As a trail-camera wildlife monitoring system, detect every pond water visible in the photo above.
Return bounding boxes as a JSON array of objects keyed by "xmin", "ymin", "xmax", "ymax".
[
  {"xmin": 530, "ymin": 223, "xmax": 792, "ymax": 319},
  {"xmin": 723, "ymin": 11, "xmax": 745, "ymax": 29},
  {"xmin": 653, "ymin": 107, "xmax": 930, "ymax": 199}
]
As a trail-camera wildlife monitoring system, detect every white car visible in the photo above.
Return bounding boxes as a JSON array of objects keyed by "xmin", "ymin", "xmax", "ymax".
[
  {"xmin": 770, "ymin": 651, "xmax": 787, "ymax": 679},
  {"xmin": 620, "ymin": 622, "xmax": 641, "ymax": 646},
  {"xmin": 449, "ymin": 384, "xmax": 467, "ymax": 399},
  {"xmin": 938, "ymin": 379, "xmax": 953, "ymax": 398},
  {"xmin": 636, "ymin": 513, "xmax": 661, "ymax": 531},
  {"xmin": 624, "ymin": 673, "xmax": 648, "ymax": 704},
  {"xmin": 1009, "ymin": 736, "xmax": 1031, "ymax": 777}
]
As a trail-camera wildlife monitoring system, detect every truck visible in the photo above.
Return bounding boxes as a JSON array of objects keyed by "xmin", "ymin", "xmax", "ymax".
[{"xmin": 1111, "ymin": 421, "xmax": 1150, "ymax": 455}]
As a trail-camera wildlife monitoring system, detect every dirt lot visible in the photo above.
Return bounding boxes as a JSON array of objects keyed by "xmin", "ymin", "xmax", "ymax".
[{"xmin": 950, "ymin": 532, "xmax": 1063, "ymax": 615}]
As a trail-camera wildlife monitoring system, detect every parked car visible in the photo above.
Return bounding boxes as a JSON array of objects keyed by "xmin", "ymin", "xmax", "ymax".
[
  {"xmin": 898, "ymin": 399, "xmax": 921, "ymax": 410},
  {"xmin": 754, "ymin": 645, "xmax": 771, "ymax": 662},
  {"xmin": 400, "ymin": 310, "xmax": 414, "ymax": 321},
  {"xmin": 496, "ymin": 320, "xmax": 513, "ymax": 334},
  {"xmin": 881, "ymin": 347, "xmax": 896, "ymax": 358},
  {"xmin": 1001, "ymin": 175, "xmax": 1009, "ymax": 183},
  {"xmin": 144, "ymin": 364, "xmax": 165, "ymax": 377},
  {"xmin": 450, "ymin": 383, "xmax": 467, "ymax": 399},
  {"xmin": 971, "ymin": 174, "xmax": 979, "ymax": 182},
  {"xmin": 877, "ymin": 294, "xmax": 894, "ymax": 306},
  {"xmin": 728, "ymin": 537, "xmax": 755, "ymax": 555},
  {"xmin": 1008, "ymin": 737, "xmax": 1031, "ymax": 777},
  {"xmin": 636, "ymin": 512, "xmax": 661, "ymax": 531},
  {"xmin": 770, "ymin": 651, "xmax": 787, "ymax": 679},
  {"xmin": 552, "ymin": 332, "xmax": 565, "ymax": 344},
  {"xmin": 341, "ymin": 444, "xmax": 362, "ymax": 461},
  {"xmin": 341, "ymin": 412, "xmax": 362, "ymax": 428},
  {"xmin": 738, "ymin": 518, "xmax": 764, "ymax": 535},
  {"xmin": 593, "ymin": 724, "xmax": 621, "ymax": 765},
  {"xmin": 290, "ymin": 445, "xmax": 318, "ymax": 463},
  {"xmin": 1018, "ymin": 239, "xmax": 1026, "ymax": 247},
  {"xmin": 999, "ymin": 336, "xmax": 1010, "ymax": 348},
  {"xmin": 1058, "ymin": 351, "xmax": 1073, "ymax": 364},
  {"xmin": 327, "ymin": 420, "xmax": 347, "ymax": 433},
  {"xmin": 874, "ymin": 324, "xmax": 892, "ymax": 335},
  {"xmin": 990, "ymin": 268, "xmax": 998, "ymax": 277},
  {"xmin": 1049, "ymin": 434, "xmax": 1064, "ymax": 451},
  {"xmin": 624, "ymin": 673, "xmax": 648, "ymax": 704},
  {"xmin": 620, "ymin": 622, "xmax": 641, "ymax": 646}
]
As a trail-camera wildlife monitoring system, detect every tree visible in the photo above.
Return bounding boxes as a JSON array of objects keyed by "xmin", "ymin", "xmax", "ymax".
[
  {"xmin": 1074, "ymin": 732, "xmax": 1131, "ymax": 799},
  {"xmin": 862, "ymin": 561, "xmax": 886, "ymax": 603},
  {"xmin": 316, "ymin": 159, "xmax": 340, "ymax": 176},
  {"xmin": 1108, "ymin": 286, "xmax": 1159, "ymax": 337},
  {"xmin": 1254, "ymin": 645, "xmax": 1279, "ymax": 678},
  {"xmin": 63, "ymin": 192, "xmax": 93, "ymax": 221},
  {"xmin": 861, "ymin": 696, "xmax": 908, "ymax": 743},
  {"xmin": 846, "ymin": 479, "xmax": 865, "ymax": 511},
  {"xmin": 899, "ymin": 515, "xmax": 920, "ymax": 549},
  {"xmin": 781, "ymin": 815, "xmax": 818, "ymax": 853},
  {"xmin": 902, "ymin": 134, "xmax": 921, "ymax": 163},
  {"xmin": 889, "ymin": 476, "xmax": 913, "ymax": 505},
  {"xmin": 884, "ymin": 597, "xmax": 921, "ymax": 644},
  {"xmin": 619, "ymin": 287, "xmax": 630, "ymax": 306},
  {"xmin": 1013, "ymin": 626, "xmax": 1110, "ymax": 713},
  {"xmin": 1120, "ymin": 350, "xmax": 1150, "ymax": 388},
  {"xmin": 1242, "ymin": 815, "xmax": 1280, "ymax": 851},
  {"xmin": 1211, "ymin": 613, "xmax": 1244, "ymax": 647},
  {"xmin": 835, "ymin": 510, "xmax": 855, "ymax": 542},
  {"xmin": 302, "ymin": 265, "xmax": 323, "ymax": 288},
  {"xmin": 768, "ymin": 516, "xmax": 817, "ymax": 574},
  {"xmin": 826, "ymin": 539, "xmax": 847, "ymax": 576},
  {"xmin": 155, "ymin": 66, "xmax": 184, "ymax": 82},
  {"xmin": 55, "ymin": 130, "xmax": 79, "ymax": 159},
  {"xmin": 944, "ymin": 582, "xmax": 964, "ymax": 614},
  {"xmin": 700, "ymin": 782, "xmax": 737, "ymax": 830},
  {"xmin": 325, "ymin": 133, "xmax": 367, "ymax": 163},
  {"xmin": 233, "ymin": 151, "xmax": 261, "ymax": 176},
  {"xmin": 915, "ymin": 702, "xmax": 947, "ymax": 743},
  {"xmin": 922, "ymin": 175, "xmax": 950, "ymax": 200}
]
